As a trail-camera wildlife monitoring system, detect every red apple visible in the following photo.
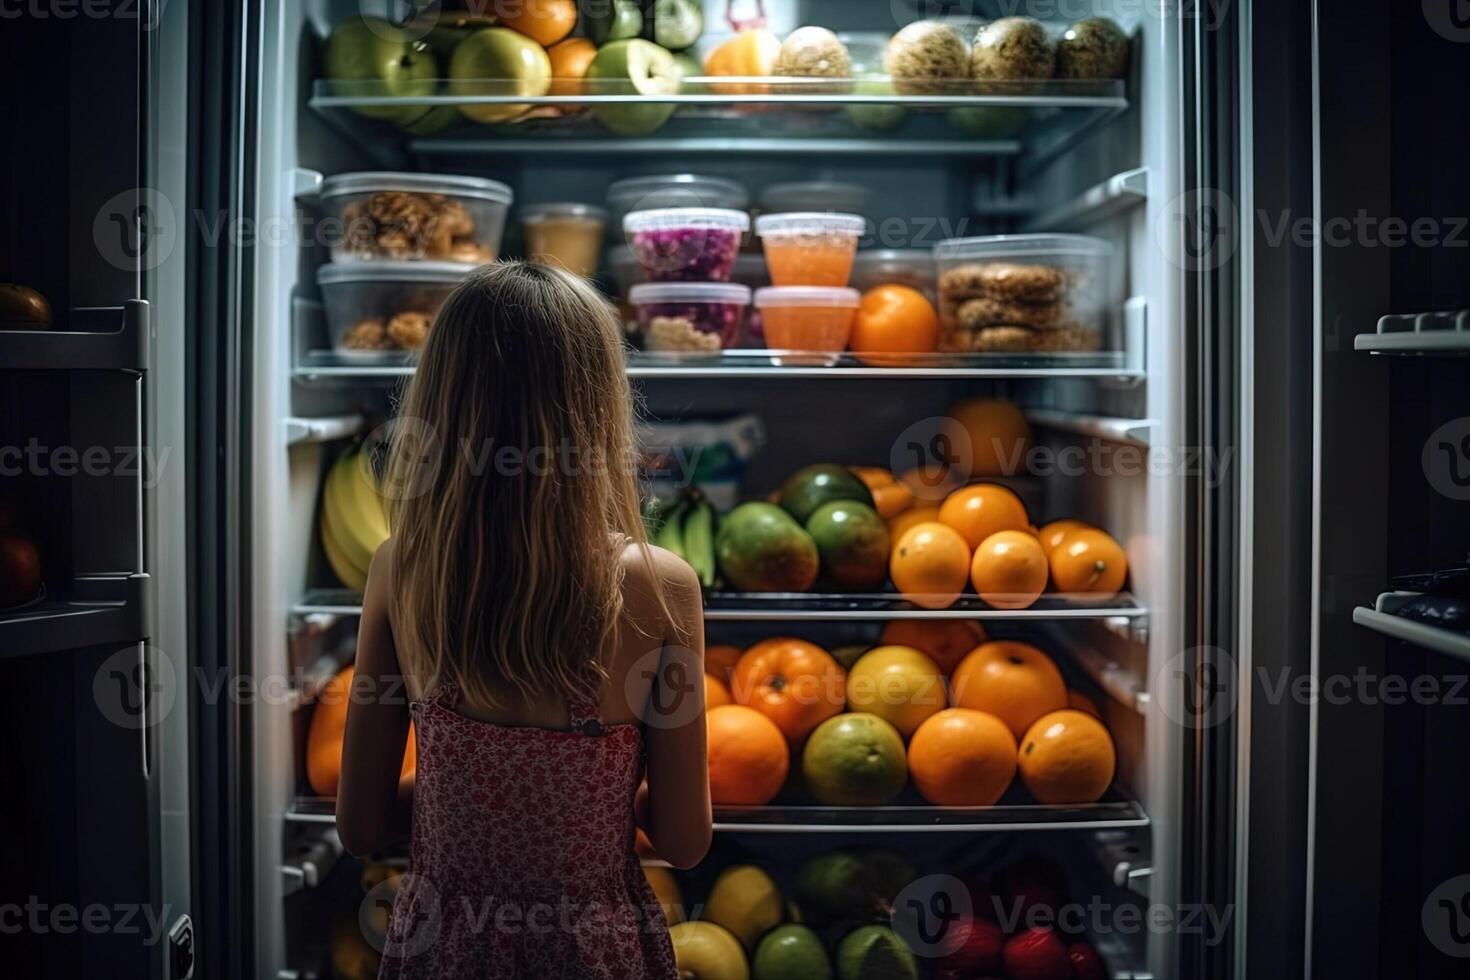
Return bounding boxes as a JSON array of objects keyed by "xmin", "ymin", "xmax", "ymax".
[
  {"xmin": 957, "ymin": 867, "xmax": 1001, "ymax": 922},
  {"xmin": 996, "ymin": 856, "xmax": 1069, "ymax": 927},
  {"xmin": 936, "ymin": 914, "xmax": 1005, "ymax": 978},
  {"xmin": 1002, "ymin": 927, "xmax": 1071, "ymax": 980},
  {"xmin": 0, "ymin": 531, "xmax": 41, "ymax": 607},
  {"xmin": 1067, "ymin": 941, "xmax": 1107, "ymax": 979}
]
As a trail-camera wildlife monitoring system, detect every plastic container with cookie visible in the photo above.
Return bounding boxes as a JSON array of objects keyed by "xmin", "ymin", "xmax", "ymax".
[
  {"xmin": 933, "ymin": 234, "xmax": 1113, "ymax": 354},
  {"xmin": 319, "ymin": 261, "xmax": 468, "ymax": 358},
  {"xmin": 319, "ymin": 172, "xmax": 512, "ymax": 264}
]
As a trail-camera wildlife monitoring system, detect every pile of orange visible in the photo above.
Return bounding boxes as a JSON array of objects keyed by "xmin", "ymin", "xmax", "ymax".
[{"xmin": 701, "ymin": 635, "xmax": 1118, "ymax": 808}]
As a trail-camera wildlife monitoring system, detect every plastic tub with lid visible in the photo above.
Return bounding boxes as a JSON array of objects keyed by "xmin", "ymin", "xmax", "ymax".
[
  {"xmin": 319, "ymin": 172, "xmax": 512, "ymax": 264},
  {"xmin": 630, "ymin": 282, "xmax": 751, "ymax": 353},
  {"xmin": 521, "ymin": 203, "xmax": 607, "ymax": 278},
  {"xmin": 624, "ymin": 208, "xmax": 750, "ymax": 282},
  {"xmin": 318, "ymin": 261, "xmax": 469, "ymax": 357},
  {"xmin": 932, "ymin": 234, "xmax": 1113, "ymax": 354},
  {"xmin": 606, "ymin": 174, "xmax": 750, "ymax": 229},
  {"xmin": 851, "ymin": 248, "xmax": 938, "ymax": 300},
  {"xmin": 755, "ymin": 213, "xmax": 867, "ymax": 287},
  {"xmin": 754, "ymin": 286, "xmax": 861, "ymax": 353}
]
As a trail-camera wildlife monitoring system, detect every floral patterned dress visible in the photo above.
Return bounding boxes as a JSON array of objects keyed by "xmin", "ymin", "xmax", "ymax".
[{"xmin": 378, "ymin": 684, "xmax": 678, "ymax": 980}]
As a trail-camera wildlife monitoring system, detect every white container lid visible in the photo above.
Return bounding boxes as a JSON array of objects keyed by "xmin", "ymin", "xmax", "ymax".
[
  {"xmin": 934, "ymin": 233, "xmax": 1113, "ymax": 260},
  {"xmin": 753, "ymin": 286, "xmax": 861, "ymax": 308},
  {"xmin": 623, "ymin": 207, "xmax": 751, "ymax": 234},
  {"xmin": 759, "ymin": 180, "xmax": 871, "ymax": 213},
  {"xmin": 521, "ymin": 202, "xmax": 608, "ymax": 224},
  {"xmin": 629, "ymin": 282, "xmax": 752, "ymax": 305},
  {"xmin": 607, "ymin": 174, "xmax": 750, "ymax": 211},
  {"xmin": 755, "ymin": 212, "xmax": 867, "ymax": 238},
  {"xmin": 320, "ymin": 171, "xmax": 514, "ymax": 204},
  {"xmin": 317, "ymin": 261, "xmax": 476, "ymax": 286}
]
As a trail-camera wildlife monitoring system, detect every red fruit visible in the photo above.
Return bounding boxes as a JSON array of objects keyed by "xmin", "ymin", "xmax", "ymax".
[
  {"xmin": 1001, "ymin": 927, "xmax": 1070, "ymax": 980},
  {"xmin": 935, "ymin": 914, "xmax": 1005, "ymax": 978},
  {"xmin": 996, "ymin": 856, "xmax": 1069, "ymax": 926},
  {"xmin": 957, "ymin": 868, "xmax": 1001, "ymax": 922},
  {"xmin": 0, "ymin": 531, "xmax": 42, "ymax": 608},
  {"xmin": 1067, "ymin": 941, "xmax": 1107, "ymax": 979}
]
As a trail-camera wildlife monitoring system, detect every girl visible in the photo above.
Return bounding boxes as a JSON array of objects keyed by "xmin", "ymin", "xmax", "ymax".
[{"xmin": 337, "ymin": 261, "xmax": 710, "ymax": 979}]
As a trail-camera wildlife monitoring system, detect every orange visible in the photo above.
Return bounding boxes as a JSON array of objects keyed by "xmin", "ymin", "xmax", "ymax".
[
  {"xmin": 1068, "ymin": 689, "xmax": 1102, "ymax": 718},
  {"xmin": 946, "ymin": 397, "xmax": 1032, "ymax": 478},
  {"xmin": 850, "ymin": 284, "xmax": 940, "ymax": 363},
  {"xmin": 1038, "ymin": 518, "xmax": 1094, "ymax": 556},
  {"xmin": 950, "ymin": 641, "xmax": 1068, "ymax": 739},
  {"xmin": 1050, "ymin": 527, "xmax": 1128, "ymax": 599},
  {"xmin": 547, "ymin": 36, "xmax": 598, "ymax": 98},
  {"xmin": 970, "ymin": 530, "xmax": 1049, "ymax": 609},
  {"xmin": 706, "ymin": 704, "xmax": 790, "ymax": 805},
  {"xmin": 849, "ymin": 465, "xmax": 915, "ymax": 520},
  {"xmin": 705, "ymin": 643, "xmax": 744, "ymax": 685},
  {"xmin": 705, "ymin": 673, "xmax": 732, "ymax": 709},
  {"xmin": 732, "ymin": 637, "xmax": 846, "ymax": 743},
  {"xmin": 1017, "ymin": 709, "xmax": 1116, "ymax": 804},
  {"xmin": 938, "ymin": 483, "xmax": 1030, "ymax": 551},
  {"xmin": 888, "ymin": 504, "xmax": 940, "ymax": 542},
  {"xmin": 306, "ymin": 664, "xmax": 415, "ymax": 796},
  {"xmin": 496, "ymin": 0, "xmax": 577, "ymax": 46},
  {"xmin": 889, "ymin": 522, "xmax": 971, "ymax": 610},
  {"xmin": 845, "ymin": 645, "xmax": 947, "ymax": 739},
  {"xmin": 880, "ymin": 619, "xmax": 986, "ymax": 674},
  {"xmin": 898, "ymin": 462, "xmax": 964, "ymax": 504},
  {"xmin": 908, "ymin": 708, "xmax": 1018, "ymax": 805},
  {"xmin": 705, "ymin": 28, "xmax": 782, "ymax": 94},
  {"xmin": 801, "ymin": 712, "xmax": 909, "ymax": 806}
]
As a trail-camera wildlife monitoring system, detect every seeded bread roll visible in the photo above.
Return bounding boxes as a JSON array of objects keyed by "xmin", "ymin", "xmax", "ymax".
[
  {"xmin": 1057, "ymin": 17, "xmax": 1130, "ymax": 80},
  {"xmin": 884, "ymin": 20, "xmax": 970, "ymax": 95},
  {"xmin": 971, "ymin": 17, "xmax": 1057, "ymax": 81}
]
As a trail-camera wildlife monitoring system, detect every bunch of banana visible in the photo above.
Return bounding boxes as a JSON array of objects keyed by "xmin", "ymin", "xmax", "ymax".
[
  {"xmin": 648, "ymin": 489, "xmax": 717, "ymax": 588},
  {"xmin": 320, "ymin": 445, "xmax": 390, "ymax": 591}
]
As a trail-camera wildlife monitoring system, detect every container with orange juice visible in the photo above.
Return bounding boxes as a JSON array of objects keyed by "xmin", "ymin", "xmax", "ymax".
[
  {"xmin": 754, "ymin": 286, "xmax": 860, "ymax": 356},
  {"xmin": 755, "ymin": 213, "xmax": 866, "ymax": 286}
]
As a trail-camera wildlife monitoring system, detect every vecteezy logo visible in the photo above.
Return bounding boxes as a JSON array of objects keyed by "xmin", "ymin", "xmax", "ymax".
[
  {"xmin": 93, "ymin": 188, "xmax": 178, "ymax": 273},
  {"xmin": 1424, "ymin": 0, "xmax": 1470, "ymax": 42},
  {"xmin": 364, "ymin": 415, "xmax": 443, "ymax": 503},
  {"xmin": 360, "ymin": 0, "xmax": 442, "ymax": 42},
  {"xmin": 889, "ymin": 416, "xmax": 974, "ymax": 502},
  {"xmin": 890, "ymin": 874, "xmax": 973, "ymax": 957},
  {"xmin": 1155, "ymin": 188, "xmax": 1239, "ymax": 272},
  {"xmin": 361, "ymin": 872, "xmax": 441, "ymax": 957},
  {"xmin": 1155, "ymin": 646, "xmax": 1238, "ymax": 729},
  {"xmin": 1422, "ymin": 417, "xmax": 1470, "ymax": 501},
  {"xmin": 1423, "ymin": 875, "xmax": 1470, "ymax": 958},
  {"xmin": 625, "ymin": 646, "xmax": 703, "ymax": 729},
  {"xmin": 93, "ymin": 645, "xmax": 178, "ymax": 731}
]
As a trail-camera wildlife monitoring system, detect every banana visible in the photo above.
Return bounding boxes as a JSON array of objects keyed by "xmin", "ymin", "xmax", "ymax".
[
  {"xmin": 682, "ymin": 497, "xmax": 716, "ymax": 588},
  {"xmin": 324, "ymin": 448, "xmax": 389, "ymax": 576},
  {"xmin": 654, "ymin": 498, "xmax": 689, "ymax": 559},
  {"xmin": 321, "ymin": 500, "xmax": 368, "ymax": 591}
]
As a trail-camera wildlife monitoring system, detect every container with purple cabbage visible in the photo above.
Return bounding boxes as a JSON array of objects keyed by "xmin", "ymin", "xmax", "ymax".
[
  {"xmin": 623, "ymin": 207, "xmax": 750, "ymax": 282},
  {"xmin": 629, "ymin": 282, "xmax": 751, "ymax": 353}
]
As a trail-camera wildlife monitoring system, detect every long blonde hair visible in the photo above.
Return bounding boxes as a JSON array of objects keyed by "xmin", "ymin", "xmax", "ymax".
[{"xmin": 383, "ymin": 260, "xmax": 653, "ymax": 706}]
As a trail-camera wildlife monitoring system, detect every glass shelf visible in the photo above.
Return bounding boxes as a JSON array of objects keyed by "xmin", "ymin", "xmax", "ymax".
[
  {"xmin": 287, "ymin": 794, "xmax": 1148, "ymax": 834},
  {"xmin": 308, "ymin": 76, "xmax": 1126, "ymax": 160},
  {"xmin": 292, "ymin": 588, "xmax": 1145, "ymax": 623},
  {"xmin": 293, "ymin": 348, "xmax": 1140, "ymax": 383}
]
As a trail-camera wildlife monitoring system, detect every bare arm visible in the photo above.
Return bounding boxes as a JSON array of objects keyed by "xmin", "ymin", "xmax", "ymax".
[
  {"xmin": 640, "ymin": 556, "xmax": 712, "ymax": 870},
  {"xmin": 337, "ymin": 540, "xmax": 414, "ymax": 857}
]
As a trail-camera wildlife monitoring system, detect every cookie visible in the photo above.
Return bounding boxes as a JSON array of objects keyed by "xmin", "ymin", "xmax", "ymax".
[
  {"xmin": 940, "ymin": 262, "xmax": 1065, "ymax": 303},
  {"xmin": 955, "ymin": 295, "xmax": 1063, "ymax": 330},
  {"xmin": 1028, "ymin": 325, "xmax": 1103, "ymax": 352},
  {"xmin": 940, "ymin": 325, "xmax": 1037, "ymax": 352}
]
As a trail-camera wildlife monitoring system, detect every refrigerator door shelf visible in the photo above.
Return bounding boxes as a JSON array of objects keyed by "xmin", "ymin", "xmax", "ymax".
[
  {"xmin": 0, "ymin": 299, "xmax": 151, "ymax": 372},
  {"xmin": 1352, "ymin": 593, "xmax": 1470, "ymax": 664},
  {"xmin": 0, "ymin": 572, "xmax": 151, "ymax": 660}
]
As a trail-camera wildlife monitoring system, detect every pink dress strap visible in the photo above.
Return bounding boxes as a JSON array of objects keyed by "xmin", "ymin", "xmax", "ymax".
[{"xmin": 567, "ymin": 689, "xmax": 607, "ymax": 736}]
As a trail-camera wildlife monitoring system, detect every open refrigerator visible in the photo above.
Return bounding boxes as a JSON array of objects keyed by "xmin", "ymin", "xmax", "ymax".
[{"xmin": 15, "ymin": 1, "xmax": 1470, "ymax": 979}]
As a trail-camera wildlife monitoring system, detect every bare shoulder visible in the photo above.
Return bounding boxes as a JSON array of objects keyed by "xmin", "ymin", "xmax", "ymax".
[
  {"xmin": 621, "ymin": 541, "xmax": 700, "ymax": 596},
  {"xmin": 365, "ymin": 536, "xmax": 397, "ymax": 594}
]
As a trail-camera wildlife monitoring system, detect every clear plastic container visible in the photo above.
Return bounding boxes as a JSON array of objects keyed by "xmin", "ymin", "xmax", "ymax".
[
  {"xmin": 932, "ymin": 234, "xmax": 1113, "ymax": 354},
  {"xmin": 319, "ymin": 172, "xmax": 512, "ymax": 264},
  {"xmin": 755, "ymin": 212, "xmax": 866, "ymax": 287},
  {"xmin": 624, "ymin": 208, "xmax": 750, "ymax": 282},
  {"xmin": 753, "ymin": 286, "xmax": 860, "ymax": 352},
  {"xmin": 851, "ymin": 248, "xmax": 938, "ymax": 300},
  {"xmin": 758, "ymin": 181, "xmax": 871, "ymax": 215},
  {"xmin": 521, "ymin": 203, "xmax": 607, "ymax": 278},
  {"xmin": 630, "ymin": 282, "xmax": 751, "ymax": 353},
  {"xmin": 606, "ymin": 174, "xmax": 750, "ymax": 231},
  {"xmin": 318, "ymin": 261, "xmax": 468, "ymax": 356}
]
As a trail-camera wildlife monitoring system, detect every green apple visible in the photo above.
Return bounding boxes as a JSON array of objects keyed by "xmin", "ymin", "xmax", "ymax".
[
  {"xmin": 845, "ymin": 75, "xmax": 906, "ymax": 131},
  {"xmin": 323, "ymin": 16, "xmax": 438, "ymax": 122},
  {"xmin": 586, "ymin": 40, "xmax": 683, "ymax": 136},
  {"xmin": 654, "ymin": 0, "xmax": 703, "ymax": 52},
  {"xmin": 589, "ymin": 0, "xmax": 644, "ymax": 45},
  {"xmin": 448, "ymin": 27, "xmax": 552, "ymax": 125}
]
